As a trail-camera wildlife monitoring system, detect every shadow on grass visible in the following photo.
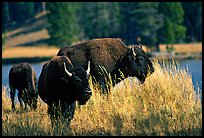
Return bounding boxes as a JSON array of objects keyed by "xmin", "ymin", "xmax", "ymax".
[{"xmin": 2, "ymin": 122, "xmax": 49, "ymax": 136}]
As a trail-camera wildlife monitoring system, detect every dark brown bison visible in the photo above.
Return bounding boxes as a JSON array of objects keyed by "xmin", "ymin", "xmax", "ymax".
[
  {"xmin": 57, "ymin": 38, "xmax": 154, "ymax": 92},
  {"xmin": 38, "ymin": 56, "xmax": 92, "ymax": 126},
  {"xmin": 9, "ymin": 62, "xmax": 38, "ymax": 111}
]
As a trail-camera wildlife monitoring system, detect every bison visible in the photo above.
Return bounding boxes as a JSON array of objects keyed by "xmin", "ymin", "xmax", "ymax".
[
  {"xmin": 9, "ymin": 62, "xmax": 38, "ymax": 111},
  {"xmin": 57, "ymin": 38, "xmax": 154, "ymax": 93},
  {"xmin": 38, "ymin": 56, "xmax": 92, "ymax": 126}
]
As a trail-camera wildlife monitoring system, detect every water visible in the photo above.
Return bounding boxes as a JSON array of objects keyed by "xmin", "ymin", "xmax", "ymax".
[
  {"xmin": 2, "ymin": 59, "xmax": 202, "ymax": 93},
  {"xmin": 2, "ymin": 61, "xmax": 46, "ymax": 87},
  {"xmin": 179, "ymin": 59, "xmax": 202, "ymax": 92}
]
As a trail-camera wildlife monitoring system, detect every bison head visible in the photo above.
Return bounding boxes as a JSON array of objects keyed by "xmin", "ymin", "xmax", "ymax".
[
  {"xmin": 24, "ymin": 88, "xmax": 38, "ymax": 110},
  {"xmin": 28, "ymin": 94, "xmax": 38, "ymax": 110},
  {"xmin": 63, "ymin": 61, "xmax": 92, "ymax": 105},
  {"xmin": 119, "ymin": 45, "xmax": 154, "ymax": 83}
]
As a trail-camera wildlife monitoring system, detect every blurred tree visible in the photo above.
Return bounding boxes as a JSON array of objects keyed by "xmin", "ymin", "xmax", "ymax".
[
  {"xmin": 120, "ymin": 2, "xmax": 163, "ymax": 50},
  {"xmin": 163, "ymin": 17, "xmax": 175, "ymax": 49},
  {"xmin": 93, "ymin": 2, "xmax": 120, "ymax": 38},
  {"xmin": 34, "ymin": 2, "xmax": 43, "ymax": 13},
  {"xmin": 7, "ymin": 2, "xmax": 18, "ymax": 27},
  {"xmin": 158, "ymin": 2, "xmax": 186, "ymax": 44},
  {"xmin": 17, "ymin": 2, "xmax": 35, "ymax": 24},
  {"xmin": 97, "ymin": 3, "xmax": 110, "ymax": 37},
  {"xmin": 120, "ymin": 2, "xmax": 163, "ymax": 49},
  {"xmin": 78, "ymin": 2, "xmax": 121, "ymax": 40},
  {"xmin": 119, "ymin": 2, "xmax": 135, "ymax": 44},
  {"xmin": 2, "ymin": 2, "xmax": 44, "ymax": 31},
  {"xmin": 47, "ymin": 2, "xmax": 80, "ymax": 47},
  {"xmin": 2, "ymin": 2, "xmax": 202, "ymax": 48},
  {"xmin": 108, "ymin": 2, "xmax": 121, "ymax": 37},
  {"xmin": 134, "ymin": 2, "xmax": 163, "ymax": 49},
  {"xmin": 182, "ymin": 2, "xmax": 202, "ymax": 42},
  {"xmin": 77, "ymin": 2, "xmax": 96, "ymax": 40},
  {"xmin": 2, "ymin": 2, "xmax": 10, "ymax": 32},
  {"xmin": 42, "ymin": 2, "xmax": 47, "ymax": 14}
]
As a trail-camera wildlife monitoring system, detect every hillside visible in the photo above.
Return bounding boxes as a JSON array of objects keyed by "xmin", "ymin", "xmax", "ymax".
[
  {"xmin": 2, "ymin": 12, "xmax": 202, "ymax": 61},
  {"xmin": 3, "ymin": 12, "xmax": 50, "ymax": 48},
  {"xmin": 2, "ymin": 12, "xmax": 60, "ymax": 63}
]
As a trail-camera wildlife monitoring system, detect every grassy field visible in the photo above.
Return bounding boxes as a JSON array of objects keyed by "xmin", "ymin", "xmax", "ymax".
[
  {"xmin": 159, "ymin": 43, "xmax": 202, "ymax": 53},
  {"xmin": 2, "ymin": 46, "xmax": 59, "ymax": 58},
  {"xmin": 2, "ymin": 46, "xmax": 60, "ymax": 64},
  {"xmin": 2, "ymin": 60, "xmax": 202, "ymax": 136}
]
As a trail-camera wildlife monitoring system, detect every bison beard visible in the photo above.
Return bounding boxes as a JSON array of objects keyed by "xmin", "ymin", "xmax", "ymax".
[
  {"xmin": 57, "ymin": 38, "xmax": 154, "ymax": 93},
  {"xmin": 38, "ymin": 56, "xmax": 92, "ymax": 127}
]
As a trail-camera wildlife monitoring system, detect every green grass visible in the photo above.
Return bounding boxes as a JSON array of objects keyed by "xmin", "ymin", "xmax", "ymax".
[{"xmin": 2, "ymin": 59, "xmax": 202, "ymax": 136}]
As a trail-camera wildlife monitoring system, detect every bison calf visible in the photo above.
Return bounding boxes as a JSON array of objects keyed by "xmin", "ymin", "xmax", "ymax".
[
  {"xmin": 9, "ymin": 62, "xmax": 38, "ymax": 111},
  {"xmin": 38, "ymin": 56, "xmax": 92, "ymax": 127}
]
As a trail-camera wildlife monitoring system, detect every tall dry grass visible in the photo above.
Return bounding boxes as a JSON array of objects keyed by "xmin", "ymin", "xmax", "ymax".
[{"xmin": 2, "ymin": 59, "xmax": 202, "ymax": 136}]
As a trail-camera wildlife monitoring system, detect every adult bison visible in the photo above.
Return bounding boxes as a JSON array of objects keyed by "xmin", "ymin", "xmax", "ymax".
[
  {"xmin": 38, "ymin": 56, "xmax": 92, "ymax": 126},
  {"xmin": 9, "ymin": 62, "xmax": 38, "ymax": 111},
  {"xmin": 57, "ymin": 38, "xmax": 154, "ymax": 92}
]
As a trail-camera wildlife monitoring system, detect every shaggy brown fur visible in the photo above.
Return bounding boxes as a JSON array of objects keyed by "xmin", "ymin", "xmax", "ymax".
[
  {"xmin": 38, "ymin": 56, "xmax": 92, "ymax": 126},
  {"xmin": 9, "ymin": 62, "xmax": 38, "ymax": 110},
  {"xmin": 57, "ymin": 38, "xmax": 154, "ymax": 92},
  {"xmin": 58, "ymin": 38, "xmax": 128, "ymax": 78}
]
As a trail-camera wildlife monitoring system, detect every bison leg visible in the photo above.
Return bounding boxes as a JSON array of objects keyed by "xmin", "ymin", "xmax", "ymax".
[
  {"xmin": 48, "ymin": 101, "xmax": 76, "ymax": 128},
  {"xmin": 48, "ymin": 103, "xmax": 61, "ymax": 127},
  {"xmin": 62, "ymin": 102, "xmax": 76, "ymax": 126},
  {"xmin": 22, "ymin": 89, "xmax": 28, "ymax": 111},
  {"xmin": 10, "ymin": 86, "xmax": 16, "ymax": 111},
  {"xmin": 18, "ymin": 90, "xmax": 24, "ymax": 110}
]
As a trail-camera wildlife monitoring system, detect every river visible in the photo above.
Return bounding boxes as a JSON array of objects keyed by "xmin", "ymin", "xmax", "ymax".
[
  {"xmin": 179, "ymin": 59, "xmax": 202, "ymax": 92},
  {"xmin": 2, "ymin": 59, "xmax": 202, "ymax": 93}
]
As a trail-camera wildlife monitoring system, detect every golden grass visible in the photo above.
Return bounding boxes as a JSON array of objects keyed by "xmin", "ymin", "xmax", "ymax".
[
  {"xmin": 2, "ymin": 46, "xmax": 59, "ymax": 58},
  {"xmin": 2, "ymin": 60, "xmax": 202, "ymax": 136},
  {"xmin": 159, "ymin": 43, "xmax": 202, "ymax": 53}
]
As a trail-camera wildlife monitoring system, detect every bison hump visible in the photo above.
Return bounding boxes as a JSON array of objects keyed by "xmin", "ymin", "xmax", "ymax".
[{"xmin": 87, "ymin": 38, "xmax": 128, "ymax": 72}]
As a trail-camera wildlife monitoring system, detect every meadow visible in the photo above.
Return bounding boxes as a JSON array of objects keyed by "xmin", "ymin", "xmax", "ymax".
[
  {"xmin": 2, "ymin": 46, "xmax": 59, "ymax": 59},
  {"xmin": 2, "ymin": 59, "xmax": 202, "ymax": 136}
]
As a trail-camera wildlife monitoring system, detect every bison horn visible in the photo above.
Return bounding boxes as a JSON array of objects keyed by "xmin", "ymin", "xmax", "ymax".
[
  {"xmin": 86, "ymin": 61, "xmax": 90, "ymax": 75},
  {"xmin": 138, "ymin": 43, "xmax": 142, "ymax": 48},
  {"xmin": 63, "ymin": 62, "xmax": 72, "ymax": 77},
  {"xmin": 132, "ymin": 47, "xmax": 137, "ymax": 57}
]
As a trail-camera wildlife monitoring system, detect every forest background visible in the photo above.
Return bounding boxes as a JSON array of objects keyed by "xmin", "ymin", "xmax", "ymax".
[{"xmin": 2, "ymin": 2, "xmax": 202, "ymax": 51}]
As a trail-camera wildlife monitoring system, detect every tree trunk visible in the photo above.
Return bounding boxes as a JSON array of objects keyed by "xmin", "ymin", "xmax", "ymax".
[{"xmin": 42, "ymin": 2, "xmax": 46, "ymax": 14}]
